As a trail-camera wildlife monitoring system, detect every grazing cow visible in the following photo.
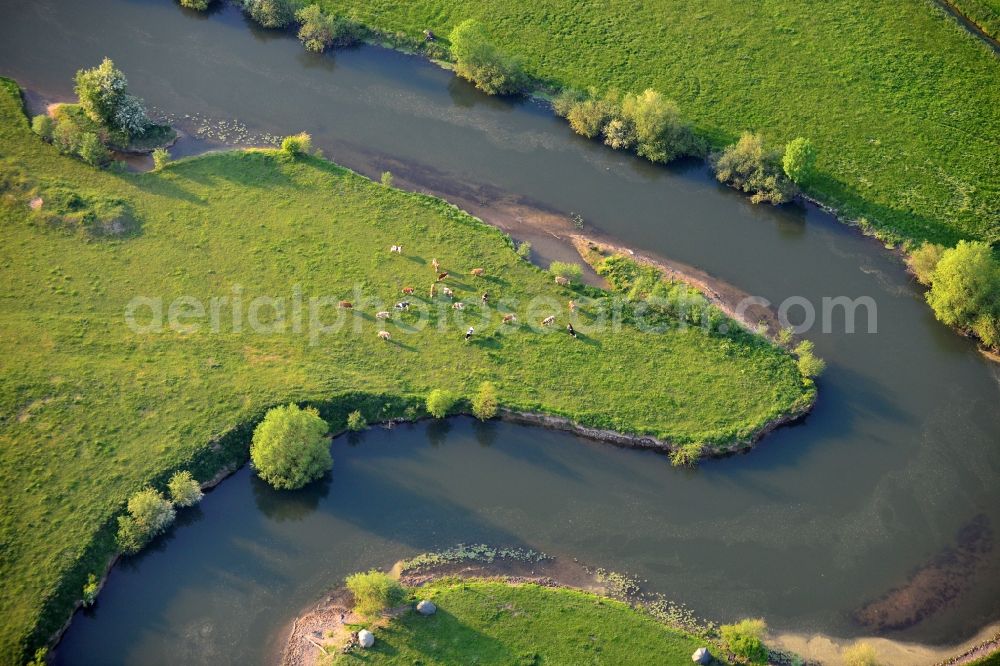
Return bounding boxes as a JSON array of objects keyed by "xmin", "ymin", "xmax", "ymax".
[
  {"xmin": 437, "ymin": 272, "xmax": 449, "ymax": 282},
  {"xmin": 443, "ymin": 286, "xmax": 454, "ymax": 298},
  {"xmin": 402, "ymin": 287, "xmax": 415, "ymax": 295},
  {"xmin": 541, "ymin": 315, "xmax": 556, "ymax": 326},
  {"xmin": 394, "ymin": 301, "xmax": 410, "ymax": 310},
  {"xmin": 376, "ymin": 311, "xmax": 391, "ymax": 319},
  {"xmin": 431, "ymin": 258, "xmax": 440, "ymax": 272},
  {"xmin": 502, "ymin": 313, "xmax": 517, "ymax": 324},
  {"xmin": 390, "ymin": 245, "xmax": 403, "ymax": 254},
  {"xmin": 554, "ymin": 276, "xmax": 570, "ymax": 286},
  {"xmin": 378, "ymin": 330, "xmax": 391, "ymax": 341},
  {"xmin": 338, "ymin": 300, "xmax": 353, "ymax": 309},
  {"xmin": 481, "ymin": 292, "xmax": 489, "ymax": 304},
  {"xmin": 568, "ymin": 300, "xmax": 576, "ymax": 312},
  {"xmin": 452, "ymin": 302, "xmax": 465, "ymax": 310},
  {"xmin": 470, "ymin": 268, "xmax": 485, "ymax": 277},
  {"xmin": 567, "ymin": 323, "xmax": 577, "ymax": 338},
  {"xmin": 465, "ymin": 326, "xmax": 474, "ymax": 341}
]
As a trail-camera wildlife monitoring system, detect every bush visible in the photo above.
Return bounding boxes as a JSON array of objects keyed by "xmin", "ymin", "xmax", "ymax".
[
  {"xmin": 794, "ymin": 340, "xmax": 826, "ymax": 378},
  {"xmin": 380, "ymin": 170, "xmax": 393, "ymax": 187},
  {"xmin": 152, "ymin": 147, "xmax": 171, "ymax": 170},
  {"xmin": 74, "ymin": 58, "xmax": 149, "ymax": 138},
  {"xmin": 179, "ymin": 0, "xmax": 211, "ymax": 8},
  {"xmin": 516, "ymin": 241, "xmax": 532, "ymax": 260},
  {"xmin": 669, "ymin": 442, "xmax": 704, "ymax": 467},
  {"xmin": 31, "ymin": 114, "xmax": 53, "ymax": 141},
  {"xmin": 720, "ymin": 618, "xmax": 768, "ymax": 664},
  {"xmin": 713, "ymin": 132, "xmax": 797, "ymax": 204},
  {"xmin": 564, "ymin": 94, "xmax": 618, "ymax": 139},
  {"xmin": 281, "ymin": 132, "xmax": 312, "ymax": 157},
  {"xmin": 78, "ymin": 132, "xmax": 110, "ymax": 167},
  {"xmin": 603, "ymin": 117, "xmax": 636, "ymax": 150},
  {"xmin": 426, "ymin": 389, "xmax": 457, "ymax": 418},
  {"xmin": 550, "ymin": 261, "xmax": 583, "ymax": 282},
  {"xmin": 973, "ymin": 314, "xmax": 999, "ymax": 349},
  {"xmin": 52, "ymin": 117, "xmax": 83, "ymax": 155},
  {"xmin": 82, "ymin": 573, "xmax": 99, "ymax": 607},
  {"xmin": 250, "ymin": 404, "xmax": 331, "ymax": 490},
  {"xmin": 449, "ymin": 19, "xmax": 526, "ymax": 96},
  {"xmin": 116, "ymin": 487, "xmax": 176, "ymax": 554},
  {"xmin": 906, "ymin": 242, "xmax": 946, "ymax": 285},
  {"xmin": 345, "ymin": 570, "xmax": 407, "ymax": 617},
  {"xmin": 843, "ymin": 641, "xmax": 881, "ymax": 666},
  {"xmin": 472, "ymin": 382, "xmax": 499, "ymax": 420},
  {"xmin": 296, "ymin": 6, "xmax": 363, "ymax": 52},
  {"xmin": 621, "ymin": 89, "xmax": 699, "ymax": 163},
  {"xmin": 243, "ymin": 0, "xmax": 294, "ymax": 28},
  {"xmin": 167, "ymin": 470, "xmax": 203, "ymax": 507},
  {"xmin": 346, "ymin": 410, "xmax": 367, "ymax": 431},
  {"xmin": 782, "ymin": 137, "xmax": 816, "ymax": 184},
  {"xmin": 926, "ymin": 240, "xmax": 1000, "ymax": 334}
]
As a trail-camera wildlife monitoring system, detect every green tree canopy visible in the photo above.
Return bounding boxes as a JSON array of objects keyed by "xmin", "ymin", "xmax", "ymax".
[
  {"xmin": 926, "ymin": 240, "xmax": 1000, "ymax": 330},
  {"xmin": 782, "ymin": 137, "xmax": 817, "ymax": 184},
  {"xmin": 426, "ymin": 389, "xmax": 457, "ymax": 418},
  {"xmin": 250, "ymin": 404, "xmax": 331, "ymax": 489}
]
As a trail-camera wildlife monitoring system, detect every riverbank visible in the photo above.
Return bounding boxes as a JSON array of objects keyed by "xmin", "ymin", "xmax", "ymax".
[{"xmin": 0, "ymin": 74, "xmax": 813, "ymax": 663}]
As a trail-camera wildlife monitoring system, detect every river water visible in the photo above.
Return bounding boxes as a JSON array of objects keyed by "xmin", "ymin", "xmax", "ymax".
[{"xmin": 1, "ymin": 0, "xmax": 998, "ymax": 663}]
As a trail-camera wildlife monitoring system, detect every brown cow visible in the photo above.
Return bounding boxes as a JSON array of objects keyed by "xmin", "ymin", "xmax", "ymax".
[
  {"xmin": 338, "ymin": 300, "xmax": 353, "ymax": 309},
  {"xmin": 402, "ymin": 287, "xmax": 415, "ymax": 295},
  {"xmin": 502, "ymin": 313, "xmax": 517, "ymax": 324},
  {"xmin": 554, "ymin": 276, "xmax": 570, "ymax": 286},
  {"xmin": 470, "ymin": 268, "xmax": 485, "ymax": 277},
  {"xmin": 437, "ymin": 272, "xmax": 449, "ymax": 282}
]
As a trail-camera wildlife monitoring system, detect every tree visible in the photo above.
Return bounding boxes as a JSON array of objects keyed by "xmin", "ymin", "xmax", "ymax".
[
  {"xmin": 713, "ymin": 132, "xmax": 797, "ymax": 204},
  {"xmin": 243, "ymin": 0, "xmax": 294, "ymax": 28},
  {"xmin": 152, "ymin": 147, "xmax": 171, "ymax": 170},
  {"xmin": 31, "ymin": 114, "xmax": 53, "ymax": 141},
  {"xmin": 113, "ymin": 93, "xmax": 149, "ymax": 138},
  {"xmin": 296, "ymin": 5, "xmax": 334, "ymax": 52},
  {"xmin": 603, "ymin": 117, "xmax": 636, "ymax": 150},
  {"xmin": 380, "ymin": 171, "xmax": 393, "ymax": 187},
  {"xmin": 82, "ymin": 573, "xmax": 99, "ymax": 607},
  {"xmin": 52, "ymin": 117, "xmax": 83, "ymax": 155},
  {"xmin": 116, "ymin": 488, "xmax": 176, "ymax": 554},
  {"xmin": 346, "ymin": 410, "xmax": 367, "ymax": 431},
  {"xmin": 926, "ymin": 241, "xmax": 1000, "ymax": 332},
  {"xmin": 426, "ymin": 389, "xmax": 457, "ymax": 418},
  {"xmin": 621, "ymin": 89, "xmax": 699, "ymax": 163},
  {"xmin": 720, "ymin": 618, "xmax": 768, "ymax": 664},
  {"xmin": 782, "ymin": 137, "xmax": 816, "ymax": 184},
  {"xmin": 281, "ymin": 132, "xmax": 312, "ymax": 157},
  {"xmin": 167, "ymin": 470, "xmax": 203, "ymax": 507},
  {"xmin": 794, "ymin": 340, "xmax": 826, "ymax": 378},
  {"xmin": 472, "ymin": 382, "xmax": 498, "ymax": 420},
  {"xmin": 564, "ymin": 93, "xmax": 618, "ymax": 139},
  {"xmin": 180, "ymin": 0, "xmax": 211, "ymax": 9},
  {"xmin": 449, "ymin": 19, "xmax": 525, "ymax": 96},
  {"xmin": 250, "ymin": 404, "xmax": 331, "ymax": 490},
  {"xmin": 345, "ymin": 570, "xmax": 406, "ymax": 617},
  {"xmin": 906, "ymin": 243, "xmax": 946, "ymax": 285},
  {"xmin": 78, "ymin": 132, "xmax": 110, "ymax": 167},
  {"xmin": 74, "ymin": 58, "xmax": 148, "ymax": 137}
]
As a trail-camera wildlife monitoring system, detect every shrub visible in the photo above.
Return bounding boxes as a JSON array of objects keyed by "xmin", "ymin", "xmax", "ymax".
[
  {"xmin": 669, "ymin": 442, "xmax": 704, "ymax": 467},
  {"xmin": 449, "ymin": 19, "xmax": 525, "ymax": 96},
  {"xmin": 78, "ymin": 132, "xmax": 110, "ymax": 167},
  {"xmin": 720, "ymin": 618, "xmax": 768, "ymax": 664},
  {"xmin": 167, "ymin": 470, "xmax": 203, "ymax": 507},
  {"xmin": 603, "ymin": 117, "xmax": 636, "ymax": 150},
  {"xmin": 116, "ymin": 487, "xmax": 176, "ymax": 554},
  {"xmin": 713, "ymin": 132, "xmax": 797, "ymax": 204},
  {"xmin": 179, "ymin": 0, "xmax": 211, "ymax": 8},
  {"xmin": 31, "ymin": 114, "xmax": 54, "ymax": 141},
  {"xmin": 552, "ymin": 89, "xmax": 584, "ymax": 117},
  {"xmin": 842, "ymin": 641, "xmax": 881, "ymax": 666},
  {"xmin": 564, "ymin": 94, "xmax": 617, "ymax": 139},
  {"xmin": 152, "ymin": 147, "xmax": 171, "ymax": 170},
  {"xmin": 52, "ymin": 117, "xmax": 83, "ymax": 155},
  {"xmin": 243, "ymin": 0, "xmax": 294, "ymax": 28},
  {"xmin": 782, "ymin": 137, "xmax": 816, "ymax": 184},
  {"xmin": 74, "ymin": 58, "xmax": 149, "ymax": 138},
  {"xmin": 550, "ymin": 261, "xmax": 583, "ymax": 282},
  {"xmin": 250, "ymin": 404, "xmax": 331, "ymax": 490},
  {"xmin": 82, "ymin": 573, "xmax": 99, "ymax": 606},
  {"xmin": 280, "ymin": 132, "xmax": 312, "ymax": 157},
  {"xmin": 926, "ymin": 240, "xmax": 1000, "ymax": 333},
  {"xmin": 296, "ymin": 5, "xmax": 363, "ymax": 52},
  {"xmin": 345, "ymin": 570, "xmax": 407, "ymax": 617},
  {"xmin": 776, "ymin": 327, "xmax": 794, "ymax": 346},
  {"xmin": 346, "ymin": 410, "xmax": 367, "ymax": 431},
  {"xmin": 26, "ymin": 648, "xmax": 47, "ymax": 666},
  {"xmin": 426, "ymin": 389, "xmax": 457, "ymax": 418},
  {"xmin": 621, "ymin": 89, "xmax": 699, "ymax": 163},
  {"xmin": 906, "ymin": 243, "xmax": 946, "ymax": 286},
  {"xmin": 472, "ymin": 382, "xmax": 499, "ymax": 420},
  {"xmin": 794, "ymin": 340, "xmax": 826, "ymax": 378},
  {"xmin": 973, "ymin": 314, "xmax": 999, "ymax": 349},
  {"xmin": 380, "ymin": 170, "xmax": 393, "ymax": 187},
  {"xmin": 516, "ymin": 240, "xmax": 532, "ymax": 260}
]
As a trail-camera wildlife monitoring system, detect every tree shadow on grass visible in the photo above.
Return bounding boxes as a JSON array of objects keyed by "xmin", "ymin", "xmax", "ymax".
[{"xmin": 375, "ymin": 608, "xmax": 515, "ymax": 663}]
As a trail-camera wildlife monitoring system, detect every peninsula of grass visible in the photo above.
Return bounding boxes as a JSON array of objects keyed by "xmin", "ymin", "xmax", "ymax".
[
  {"xmin": 0, "ymin": 77, "xmax": 809, "ymax": 662},
  {"xmin": 314, "ymin": 0, "xmax": 999, "ymax": 248},
  {"xmin": 331, "ymin": 579, "xmax": 723, "ymax": 665}
]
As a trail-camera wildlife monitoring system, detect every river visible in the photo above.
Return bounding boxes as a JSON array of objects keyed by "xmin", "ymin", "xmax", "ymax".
[{"xmin": 1, "ymin": 0, "xmax": 998, "ymax": 663}]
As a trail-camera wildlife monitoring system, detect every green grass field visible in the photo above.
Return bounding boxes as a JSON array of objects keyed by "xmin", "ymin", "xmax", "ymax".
[
  {"xmin": 319, "ymin": 0, "xmax": 1000, "ymax": 247},
  {"xmin": 0, "ymin": 78, "xmax": 809, "ymax": 662},
  {"xmin": 332, "ymin": 580, "xmax": 720, "ymax": 665},
  {"xmin": 950, "ymin": 0, "xmax": 1000, "ymax": 40}
]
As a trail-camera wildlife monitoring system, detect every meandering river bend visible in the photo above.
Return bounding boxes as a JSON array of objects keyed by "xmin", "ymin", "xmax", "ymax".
[{"xmin": 1, "ymin": 0, "xmax": 999, "ymax": 663}]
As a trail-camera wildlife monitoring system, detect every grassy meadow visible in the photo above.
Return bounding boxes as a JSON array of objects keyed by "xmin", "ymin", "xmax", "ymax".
[
  {"xmin": 0, "ymin": 77, "xmax": 809, "ymax": 662},
  {"xmin": 331, "ymin": 580, "xmax": 719, "ymax": 665},
  {"xmin": 950, "ymin": 0, "xmax": 1000, "ymax": 39},
  {"xmin": 318, "ymin": 0, "xmax": 1000, "ymax": 247}
]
